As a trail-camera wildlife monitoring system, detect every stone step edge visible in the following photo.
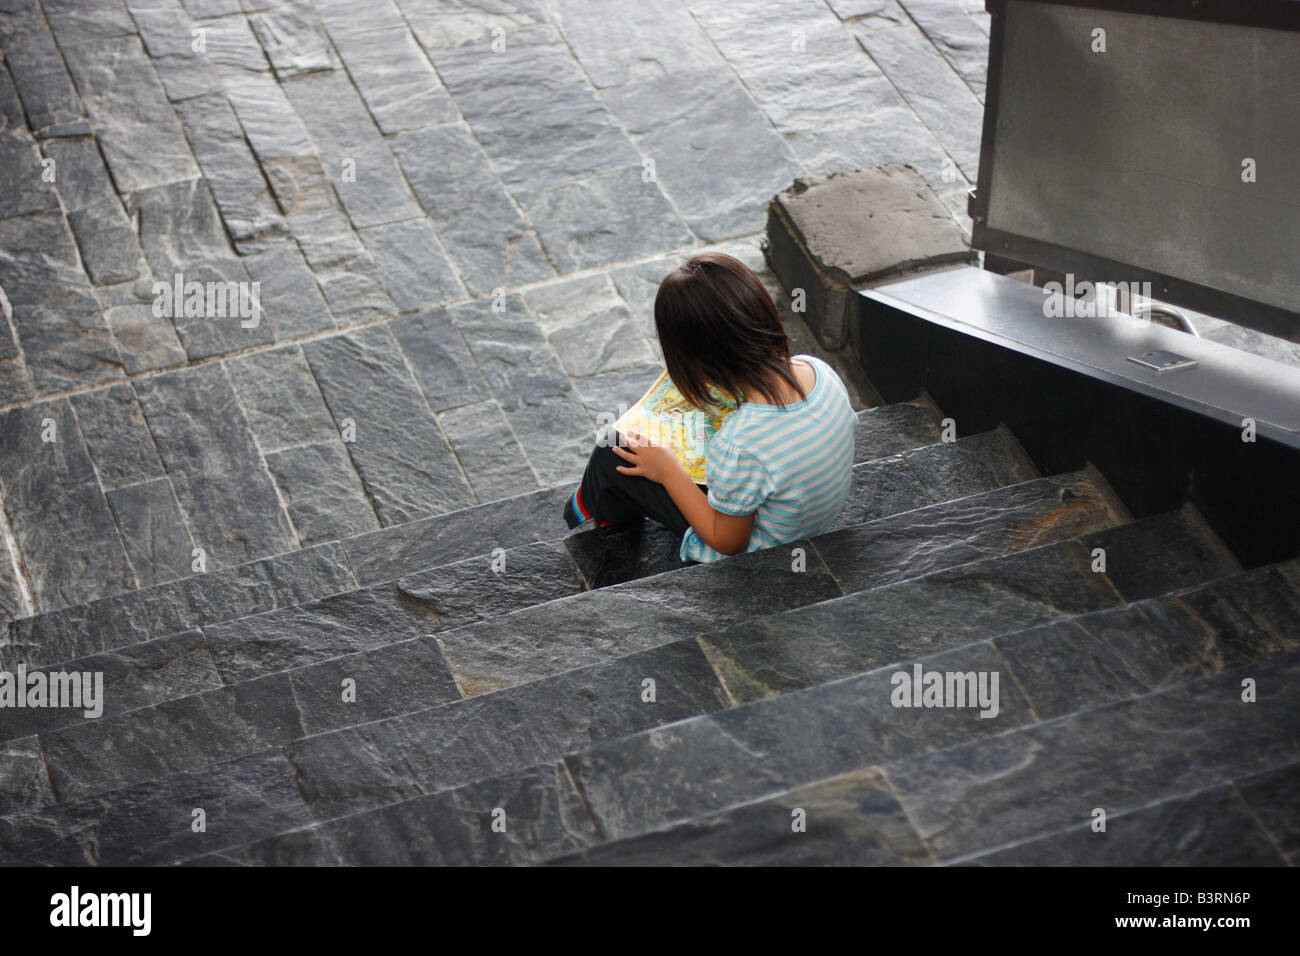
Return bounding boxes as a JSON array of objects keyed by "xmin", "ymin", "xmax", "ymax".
[
  {"xmin": 171, "ymin": 595, "xmax": 1296, "ymax": 867},
  {"xmin": 5, "ymin": 393, "xmax": 946, "ymax": 631},
  {"xmin": 13, "ymin": 418, "xmax": 1023, "ymax": 679},
  {"xmin": 4, "ymin": 397, "xmax": 949, "ymax": 650},
  {"xmin": 2, "ymin": 468, "xmax": 1118, "ymax": 759},
  {"xmin": 935, "ymin": 760, "xmax": 1300, "ymax": 866},
  {"xmin": 529, "ymin": 640, "xmax": 1300, "ymax": 866},
  {"xmin": 545, "ymin": 745, "xmax": 1300, "ymax": 869},
  {"xmin": 8, "ymin": 462, "xmax": 1101, "ymax": 749},
  {"xmin": 0, "ymin": 470, "xmax": 1139, "ymax": 828}
]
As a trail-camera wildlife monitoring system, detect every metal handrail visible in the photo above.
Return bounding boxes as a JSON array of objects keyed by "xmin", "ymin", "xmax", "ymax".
[{"xmin": 1133, "ymin": 302, "xmax": 1200, "ymax": 337}]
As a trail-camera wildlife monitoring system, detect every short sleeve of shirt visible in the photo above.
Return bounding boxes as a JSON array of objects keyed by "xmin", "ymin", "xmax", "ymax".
[{"xmin": 705, "ymin": 433, "xmax": 771, "ymax": 515}]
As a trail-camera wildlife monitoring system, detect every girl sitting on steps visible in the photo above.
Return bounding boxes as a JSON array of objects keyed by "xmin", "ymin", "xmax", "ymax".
[{"xmin": 563, "ymin": 251, "xmax": 857, "ymax": 563}]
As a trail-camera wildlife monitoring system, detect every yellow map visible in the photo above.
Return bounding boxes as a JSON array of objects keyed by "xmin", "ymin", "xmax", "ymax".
[{"xmin": 614, "ymin": 371, "xmax": 737, "ymax": 484}]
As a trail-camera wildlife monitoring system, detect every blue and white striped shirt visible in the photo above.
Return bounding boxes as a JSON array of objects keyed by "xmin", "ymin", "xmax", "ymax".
[{"xmin": 681, "ymin": 354, "xmax": 856, "ymax": 563}]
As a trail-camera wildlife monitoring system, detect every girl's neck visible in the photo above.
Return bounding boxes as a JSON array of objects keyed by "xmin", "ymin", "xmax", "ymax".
[{"xmin": 744, "ymin": 358, "xmax": 814, "ymax": 406}]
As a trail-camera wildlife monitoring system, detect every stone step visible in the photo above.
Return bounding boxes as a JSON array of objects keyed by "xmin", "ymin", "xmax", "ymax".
[
  {"xmin": 274, "ymin": 525, "xmax": 1274, "ymax": 867},
  {"xmin": 0, "ymin": 485, "xmax": 568, "ymax": 672},
  {"xmin": 949, "ymin": 763, "xmax": 1299, "ymax": 866},
  {"xmin": 543, "ymin": 562, "xmax": 1300, "ymax": 867},
  {"xmin": 1, "ymin": 420, "xmax": 1036, "ymax": 742},
  {"xmin": 548, "ymin": 745, "xmax": 1300, "ymax": 869},
  {"xmin": 884, "ymin": 650, "xmax": 1300, "ymax": 863},
  {"xmin": 4, "ymin": 510, "xmax": 1265, "ymax": 865},
  {"xmin": 2, "ymin": 397, "xmax": 946, "ymax": 670},
  {"xmin": 705, "ymin": 503, "xmax": 1236, "ymax": 705},
  {"xmin": 193, "ymin": 587, "xmax": 1300, "ymax": 868},
  {"xmin": 567, "ymin": 417, "xmax": 1034, "ymax": 589},
  {"xmin": 0, "ymin": 463, "xmax": 1118, "ymax": 856}
]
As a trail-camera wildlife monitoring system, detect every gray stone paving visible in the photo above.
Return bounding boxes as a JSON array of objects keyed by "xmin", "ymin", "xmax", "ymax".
[{"xmin": 0, "ymin": 0, "xmax": 993, "ymax": 620}]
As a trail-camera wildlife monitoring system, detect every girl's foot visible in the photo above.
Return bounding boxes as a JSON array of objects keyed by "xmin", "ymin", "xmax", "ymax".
[{"xmin": 563, "ymin": 487, "xmax": 616, "ymax": 529}]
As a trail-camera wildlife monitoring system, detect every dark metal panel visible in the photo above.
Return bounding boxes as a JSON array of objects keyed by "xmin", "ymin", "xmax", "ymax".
[
  {"xmin": 863, "ymin": 266, "xmax": 1300, "ymax": 447},
  {"xmin": 854, "ymin": 272, "xmax": 1300, "ymax": 565},
  {"xmin": 973, "ymin": 0, "xmax": 1300, "ymax": 343}
]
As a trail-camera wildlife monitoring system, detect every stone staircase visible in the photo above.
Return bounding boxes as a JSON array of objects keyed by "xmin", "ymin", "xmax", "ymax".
[{"xmin": 2, "ymin": 394, "xmax": 1297, "ymax": 866}]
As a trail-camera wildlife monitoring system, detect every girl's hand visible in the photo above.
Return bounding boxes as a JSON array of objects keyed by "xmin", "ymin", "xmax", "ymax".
[{"xmin": 611, "ymin": 430, "xmax": 683, "ymax": 486}]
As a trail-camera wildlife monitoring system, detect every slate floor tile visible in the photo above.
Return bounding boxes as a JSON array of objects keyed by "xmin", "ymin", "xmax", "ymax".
[
  {"xmin": 225, "ymin": 345, "xmax": 338, "ymax": 452},
  {"xmin": 1233, "ymin": 761, "xmax": 1300, "ymax": 865},
  {"xmin": 182, "ymin": 825, "xmax": 340, "ymax": 866},
  {"xmin": 0, "ymin": 400, "xmax": 136, "ymax": 611},
  {"xmin": 439, "ymin": 400, "xmax": 540, "ymax": 502},
  {"xmin": 40, "ymin": 671, "xmax": 309, "ymax": 801},
  {"xmin": 3, "ymin": 18, "xmax": 87, "ymax": 136},
  {"xmin": 98, "ymin": 301, "xmax": 189, "ymax": 374},
  {"xmin": 427, "ymin": 23, "xmax": 642, "ymax": 191},
  {"xmin": 0, "ymin": 534, "xmax": 27, "ymax": 624},
  {"xmin": 562, "ymin": 520, "xmax": 686, "ymax": 589},
  {"xmin": 290, "ymin": 215, "xmax": 399, "ymax": 326},
  {"xmin": 851, "ymin": 15, "xmax": 984, "ymax": 180},
  {"xmin": 901, "ymin": 425, "xmax": 1038, "ymax": 499},
  {"xmin": 106, "ymin": 477, "xmax": 196, "ymax": 587},
  {"xmin": 785, "ymin": 105, "xmax": 955, "ymax": 186},
  {"xmin": 0, "ymin": 212, "xmax": 124, "ymax": 392},
  {"xmin": 550, "ymin": 0, "xmax": 724, "ymax": 89},
  {"xmin": 69, "ymin": 383, "xmax": 165, "ymax": 490},
  {"xmin": 434, "ymin": 542, "xmax": 841, "ymax": 696},
  {"xmin": 174, "ymin": 92, "xmax": 285, "ymax": 249},
  {"xmin": 201, "ymin": 581, "xmax": 431, "ymax": 684},
  {"xmin": 59, "ymin": 34, "xmax": 201, "ymax": 192},
  {"xmin": 287, "ymin": 637, "xmax": 727, "ymax": 822},
  {"xmin": 396, "ymin": 0, "xmax": 549, "ymax": 51},
  {"xmin": 312, "ymin": 0, "xmax": 458, "ymax": 134},
  {"xmin": 820, "ymin": 470, "xmax": 1116, "ymax": 595},
  {"xmin": 319, "ymin": 761, "xmax": 598, "ymax": 865},
  {"xmin": 1078, "ymin": 505, "xmax": 1240, "ymax": 603},
  {"xmin": 264, "ymin": 440, "xmax": 380, "ymax": 545},
  {"xmin": 1, "ymin": 540, "xmax": 357, "ymax": 673},
  {"xmin": 390, "ymin": 123, "xmax": 553, "ymax": 296},
  {"xmin": 134, "ymin": 363, "xmax": 296, "ymax": 566},
  {"xmin": 359, "ymin": 218, "xmax": 463, "ymax": 312},
  {"xmin": 240, "ymin": 242, "xmax": 336, "ymax": 338},
  {"xmin": 886, "ymin": 653, "xmax": 1300, "ymax": 860},
  {"xmin": 247, "ymin": 0, "xmax": 339, "ymax": 78},
  {"xmin": 0, "ymin": 748, "xmax": 313, "ymax": 866},
  {"xmin": 216, "ymin": 66, "xmax": 317, "ymax": 164},
  {"xmin": 827, "ymin": 453, "xmax": 932, "ymax": 530},
  {"xmin": 388, "ymin": 308, "xmax": 490, "ymax": 413},
  {"xmin": 0, "ymin": 736, "xmax": 55, "ymax": 817},
  {"xmin": 281, "ymin": 70, "xmax": 423, "ymax": 228},
  {"xmin": 516, "ymin": 165, "xmax": 694, "ymax": 272},
  {"xmin": 707, "ymin": 539, "xmax": 1118, "ymax": 705},
  {"xmin": 898, "ymin": 0, "xmax": 990, "ymax": 99},
  {"xmin": 687, "ymin": 0, "xmax": 903, "ymax": 137},
  {"xmin": 0, "ymin": 128, "xmax": 58, "ymax": 219},
  {"xmin": 602, "ymin": 68, "xmax": 804, "ymax": 241},
  {"xmin": 852, "ymin": 399, "xmax": 943, "ymax": 461},
  {"xmin": 127, "ymin": 178, "xmax": 276, "ymax": 359},
  {"xmin": 0, "ymin": 629, "xmax": 220, "ymax": 742},
  {"xmin": 448, "ymin": 295, "xmax": 596, "ymax": 483},
  {"xmin": 285, "ymin": 635, "xmax": 460, "ymax": 737},
  {"xmin": 339, "ymin": 485, "xmax": 571, "ymax": 586},
  {"xmin": 302, "ymin": 325, "xmax": 474, "ymax": 523},
  {"xmin": 550, "ymin": 768, "xmax": 931, "ymax": 866},
  {"xmin": 566, "ymin": 642, "xmax": 1032, "ymax": 843},
  {"xmin": 131, "ymin": 3, "xmax": 225, "ymax": 102},
  {"xmin": 571, "ymin": 362, "xmax": 664, "ymax": 422},
  {"xmin": 525, "ymin": 273, "xmax": 655, "ymax": 378}
]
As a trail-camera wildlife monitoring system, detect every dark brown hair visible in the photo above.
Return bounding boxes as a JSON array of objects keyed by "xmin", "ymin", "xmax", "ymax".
[{"xmin": 653, "ymin": 251, "xmax": 805, "ymax": 410}]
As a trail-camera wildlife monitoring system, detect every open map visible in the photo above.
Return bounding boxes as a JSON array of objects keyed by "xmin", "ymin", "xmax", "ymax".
[{"xmin": 613, "ymin": 371, "xmax": 738, "ymax": 484}]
